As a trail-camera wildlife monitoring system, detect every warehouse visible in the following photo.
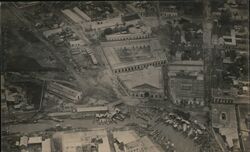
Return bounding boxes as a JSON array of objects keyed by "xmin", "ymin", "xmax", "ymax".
[
  {"xmin": 102, "ymin": 39, "xmax": 166, "ymax": 74},
  {"xmin": 73, "ymin": 7, "xmax": 91, "ymax": 22},
  {"xmin": 117, "ymin": 67, "xmax": 164, "ymax": 99},
  {"xmin": 62, "ymin": 9, "xmax": 83, "ymax": 23},
  {"xmin": 47, "ymin": 82, "xmax": 83, "ymax": 103}
]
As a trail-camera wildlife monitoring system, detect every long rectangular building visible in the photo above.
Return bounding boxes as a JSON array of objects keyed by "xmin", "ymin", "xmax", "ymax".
[
  {"xmin": 62, "ymin": 9, "xmax": 83, "ymax": 23},
  {"xmin": 168, "ymin": 60, "xmax": 205, "ymax": 106},
  {"xmin": 73, "ymin": 7, "xmax": 91, "ymax": 22},
  {"xmin": 47, "ymin": 82, "xmax": 82, "ymax": 103},
  {"xmin": 102, "ymin": 38, "xmax": 167, "ymax": 74}
]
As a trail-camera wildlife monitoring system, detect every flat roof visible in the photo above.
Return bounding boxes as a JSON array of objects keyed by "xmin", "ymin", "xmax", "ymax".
[
  {"xmin": 113, "ymin": 130, "xmax": 140, "ymax": 144},
  {"xmin": 211, "ymin": 88, "xmax": 237, "ymax": 99},
  {"xmin": 169, "ymin": 60, "xmax": 204, "ymax": 72},
  {"xmin": 28, "ymin": 137, "xmax": 42, "ymax": 144},
  {"xmin": 1, "ymin": 75, "xmax": 4, "ymax": 90},
  {"xmin": 211, "ymin": 104, "xmax": 238, "ymax": 148},
  {"xmin": 76, "ymin": 106, "xmax": 108, "ymax": 113},
  {"xmin": 62, "ymin": 129, "xmax": 111, "ymax": 152},
  {"xmin": 43, "ymin": 28, "xmax": 62, "ymax": 38},
  {"xmin": 91, "ymin": 17, "xmax": 123, "ymax": 30},
  {"xmin": 68, "ymin": 39, "xmax": 85, "ymax": 45},
  {"xmin": 20, "ymin": 136, "xmax": 28, "ymax": 146},
  {"xmin": 118, "ymin": 66, "xmax": 163, "ymax": 90},
  {"xmin": 211, "ymin": 104, "xmax": 237, "ymax": 128},
  {"xmin": 42, "ymin": 139, "xmax": 51, "ymax": 152}
]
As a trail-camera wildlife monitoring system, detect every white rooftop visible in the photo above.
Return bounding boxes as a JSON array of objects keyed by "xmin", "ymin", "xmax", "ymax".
[
  {"xmin": 42, "ymin": 139, "xmax": 51, "ymax": 152},
  {"xmin": 28, "ymin": 137, "xmax": 42, "ymax": 144}
]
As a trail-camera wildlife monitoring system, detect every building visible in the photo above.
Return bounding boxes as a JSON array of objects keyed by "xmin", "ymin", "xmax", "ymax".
[
  {"xmin": 14, "ymin": 2, "xmax": 40, "ymax": 8},
  {"xmin": 238, "ymin": 105, "xmax": 250, "ymax": 152},
  {"xmin": 211, "ymin": 104, "xmax": 240, "ymax": 149},
  {"xmin": 67, "ymin": 39, "xmax": 85, "ymax": 48},
  {"xmin": 89, "ymin": 53, "xmax": 98, "ymax": 65},
  {"xmin": 42, "ymin": 139, "xmax": 51, "ymax": 152},
  {"xmin": 91, "ymin": 17, "xmax": 123, "ymax": 31},
  {"xmin": 43, "ymin": 28, "xmax": 63, "ymax": 38},
  {"xmin": 122, "ymin": 13, "xmax": 141, "ymax": 26},
  {"xmin": 62, "ymin": 9, "xmax": 84, "ymax": 24},
  {"xmin": 75, "ymin": 106, "xmax": 108, "ymax": 114},
  {"xmin": 1, "ymin": 74, "xmax": 5, "ymax": 94},
  {"xmin": 168, "ymin": 60, "xmax": 204, "ymax": 73},
  {"xmin": 117, "ymin": 66, "xmax": 164, "ymax": 99},
  {"xmin": 61, "ymin": 129, "xmax": 111, "ymax": 152},
  {"xmin": 211, "ymin": 88, "xmax": 237, "ymax": 104},
  {"xmin": 1, "ymin": 75, "xmax": 8, "ymax": 115},
  {"xmin": 168, "ymin": 60, "xmax": 205, "ymax": 105},
  {"xmin": 20, "ymin": 136, "xmax": 29, "ymax": 147},
  {"xmin": 169, "ymin": 71, "xmax": 205, "ymax": 105},
  {"xmin": 160, "ymin": 6, "xmax": 178, "ymax": 17},
  {"xmin": 28, "ymin": 137, "xmax": 42, "ymax": 145},
  {"xmin": 127, "ymin": 4, "xmax": 147, "ymax": 17},
  {"xmin": 105, "ymin": 26, "xmax": 152, "ymax": 41},
  {"xmin": 73, "ymin": 7, "xmax": 91, "ymax": 22},
  {"xmin": 47, "ymin": 82, "xmax": 83, "ymax": 103},
  {"xmin": 102, "ymin": 38, "xmax": 167, "ymax": 74},
  {"xmin": 113, "ymin": 130, "xmax": 140, "ymax": 152},
  {"xmin": 125, "ymin": 136, "xmax": 164, "ymax": 152},
  {"xmin": 222, "ymin": 29, "xmax": 249, "ymax": 53}
]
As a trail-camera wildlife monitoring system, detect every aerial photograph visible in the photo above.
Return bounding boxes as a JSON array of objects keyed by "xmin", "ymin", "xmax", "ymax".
[{"xmin": 0, "ymin": 1, "xmax": 249, "ymax": 152}]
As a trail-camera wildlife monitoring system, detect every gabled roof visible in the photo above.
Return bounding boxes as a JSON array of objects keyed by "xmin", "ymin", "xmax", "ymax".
[{"xmin": 118, "ymin": 67, "xmax": 163, "ymax": 90}]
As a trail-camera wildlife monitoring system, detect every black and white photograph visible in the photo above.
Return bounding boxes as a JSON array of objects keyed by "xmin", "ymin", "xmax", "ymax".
[{"xmin": 1, "ymin": 1, "xmax": 249, "ymax": 152}]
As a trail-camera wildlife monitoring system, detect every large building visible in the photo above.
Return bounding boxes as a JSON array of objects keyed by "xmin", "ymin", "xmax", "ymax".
[
  {"xmin": 67, "ymin": 39, "xmax": 85, "ymax": 48},
  {"xmin": 122, "ymin": 13, "xmax": 141, "ymax": 26},
  {"xmin": 91, "ymin": 17, "xmax": 123, "ymax": 31},
  {"xmin": 125, "ymin": 136, "xmax": 164, "ymax": 152},
  {"xmin": 222, "ymin": 29, "xmax": 249, "ymax": 54},
  {"xmin": 102, "ymin": 38, "xmax": 167, "ymax": 74},
  {"xmin": 42, "ymin": 139, "xmax": 51, "ymax": 152},
  {"xmin": 73, "ymin": 7, "xmax": 91, "ymax": 22},
  {"xmin": 211, "ymin": 104, "xmax": 240, "ymax": 150},
  {"xmin": 211, "ymin": 88, "xmax": 237, "ymax": 104},
  {"xmin": 105, "ymin": 26, "xmax": 152, "ymax": 41},
  {"xmin": 62, "ymin": 9, "xmax": 84, "ymax": 24},
  {"xmin": 168, "ymin": 60, "xmax": 205, "ymax": 106},
  {"xmin": 113, "ymin": 130, "xmax": 163, "ymax": 152},
  {"xmin": 160, "ymin": 6, "xmax": 178, "ymax": 18},
  {"xmin": 47, "ymin": 82, "xmax": 83, "ymax": 103},
  {"xmin": 117, "ymin": 66, "xmax": 164, "ymax": 99},
  {"xmin": 169, "ymin": 71, "xmax": 204, "ymax": 105},
  {"xmin": 43, "ymin": 28, "xmax": 63, "ymax": 38},
  {"xmin": 61, "ymin": 129, "xmax": 111, "ymax": 152}
]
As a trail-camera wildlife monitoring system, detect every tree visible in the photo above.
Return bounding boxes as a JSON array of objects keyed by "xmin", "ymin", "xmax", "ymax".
[
  {"xmin": 219, "ymin": 9, "xmax": 232, "ymax": 27},
  {"xmin": 103, "ymin": 28, "xmax": 113, "ymax": 35}
]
